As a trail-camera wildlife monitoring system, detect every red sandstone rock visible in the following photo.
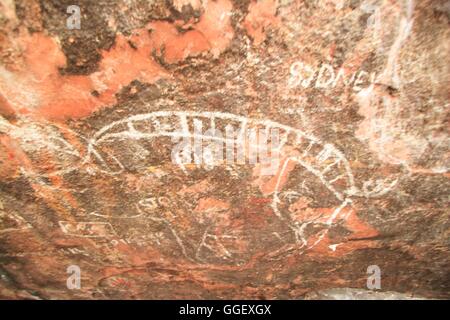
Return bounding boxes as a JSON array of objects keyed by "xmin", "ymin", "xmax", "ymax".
[{"xmin": 0, "ymin": 0, "xmax": 448, "ymax": 300}]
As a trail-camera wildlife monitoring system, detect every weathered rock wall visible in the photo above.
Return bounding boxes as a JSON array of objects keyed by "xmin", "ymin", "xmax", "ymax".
[{"xmin": 0, "ymin": 0, "xmax": 448, "ymax": 299}]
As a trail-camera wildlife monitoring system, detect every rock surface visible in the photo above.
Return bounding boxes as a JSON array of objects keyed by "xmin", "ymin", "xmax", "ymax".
[{"xmin": 0, "ymin": 0, "xmax": 449, "ymax": 299}]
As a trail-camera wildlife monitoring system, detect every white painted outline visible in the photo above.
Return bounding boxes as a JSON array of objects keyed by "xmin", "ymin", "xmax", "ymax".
[
  {"xmin": 85, "ymin": 111, "xmax": 364, "ymax": 255},
  {"xmin": 6, "ymin": 111, "xmax": 398, "ymax": 257},
  {"xmin": 86, "ymin": 111, "xmax": 357, "ymax": 198}
]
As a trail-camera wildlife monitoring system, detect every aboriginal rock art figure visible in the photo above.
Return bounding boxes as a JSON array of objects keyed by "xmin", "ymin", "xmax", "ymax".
[{"xmin": 0, "ymin": 111, "xmax": 397, "ymax": 264}]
